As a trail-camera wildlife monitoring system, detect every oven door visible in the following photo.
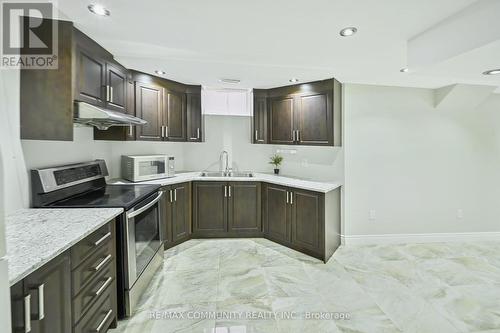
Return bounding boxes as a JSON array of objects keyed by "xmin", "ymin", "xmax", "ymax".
[{"xmin": 124, "ymin": 191, "xmax": 164, "ymax": 288}]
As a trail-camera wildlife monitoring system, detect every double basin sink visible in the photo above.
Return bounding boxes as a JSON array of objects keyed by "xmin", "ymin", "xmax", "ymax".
[{"xmin": 200, "ymin": 171, "xmax": 254, "ymax": 178}]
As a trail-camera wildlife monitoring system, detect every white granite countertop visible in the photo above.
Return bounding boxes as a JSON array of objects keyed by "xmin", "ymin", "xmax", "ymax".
[
  {"xmin": 6, "ymin": 208, "xmax": 123, "ymax": 286},
  {"xmin": 110, "ymin": 172, "xmax": 342, "ymax": 193}
]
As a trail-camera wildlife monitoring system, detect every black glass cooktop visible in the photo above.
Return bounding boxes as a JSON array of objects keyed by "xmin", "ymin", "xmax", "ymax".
[{"xmin": 48, "ymin": 184, "xmax": 160, "ymax": 210}]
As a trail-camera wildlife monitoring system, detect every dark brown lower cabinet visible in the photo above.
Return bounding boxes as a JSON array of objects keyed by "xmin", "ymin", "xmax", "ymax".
[
  {"xmin": 163, "ymin": 183, "xmax": 192, "ymax": 249},
  {"xmin": 10, "ymin": 252, "xmax": 71, "ymax": 333},
  {"xmin": 10, "ymin": 221, "xmax": 117, "ymax": 333},
  {"xmin": 192, "ymin": 182, "xmax": 262, "ymax": 237},
  {"xmin": 291, "ymin": 188, "xmax": 324, "ymax": 254},
  {"xmin": 71, "ymin": 222, "xmax": 117, "ymax": 332},
  {"xmin": 228, "ymin": 182, "xmax": 262, "ymax": 235},
  {"xmin": 263, "ymin": 184, "xmax": 290, "ymax": 242},
  {"xmin": 263, "ymin": 183, "xmax": 340, "ymax": 262},
  {"xmin": 192, "ymin": 182, "xmax": 228, "ymax": 237}
]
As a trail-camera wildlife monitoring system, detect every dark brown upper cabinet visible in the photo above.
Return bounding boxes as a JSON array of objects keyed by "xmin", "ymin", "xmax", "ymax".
[
  {"xmin": 164, "ymin": 90, "xmax": 187, "ymax": 141},
  {"xmin": 105, "ymin": 62, "xmax": 128, "ymax": 112},
  {"xmin": 75, "ymin": 47, "xmax": 106, "ymax": 107},
  {"xmin": 135, "ymin": 81, "xmax": 164, "ymax": 141},
  {"xmin": 20, "ymin": 20, "xmax": 134, "ymax": 141},
  {"xmin": 75, "ymin": 35, "xmax": 129, "ymax": 114},
  {"xmin": 269, "ymin": 96, "xmax": 295, "ymax": 145},
  {"xmin": 296, "ymin": 91, "xmax": 333, "ymax": 145},
  {"xmin": 20, "ymin": 19, "xmax": 74, "ymax": 141},
  {"xmin": 94, "ymin": 78, "xmax": 137, "ymax": 141},
  {"xmin": 10, "ymin": 252, "xmax": 72, "ymax": 333},
  {"xmin": 20, "ymin": 18, "xmax": 202, "ymax": 142},
  {"xmin": 252, "ymin": 78, "xmax": 342, "ymax": 147},
  {"xmin": 186, "ymin": 91, "xmax": 202, "ymax": 142},
  {"xmin": 121, "ymin": 71, "xmax": 202, "ymax": 143},
  {"xmin": 74, "ymin": 28, "xmax": 115, "ymax": 109},
  {"xmin": 253, "ymin": 90, "xmax": 267, "ymax": 144}
]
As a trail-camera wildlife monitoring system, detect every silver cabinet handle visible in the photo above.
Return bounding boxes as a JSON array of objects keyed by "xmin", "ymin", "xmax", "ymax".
[
  {"xmin": 95, "ymin": 309, "xmax": 113, "ymax": 332},
  {"xmin": 95, "ymin": 277, "xmax": 113, "ymax": 297},
  {"xmin": 126, "ymin": 191, "xmax": 163, "ymax": 219},
  {"xmin": 228, "ymin": 185, "xmax": 231, "ymax": 197},
  {"xmin": 106, "ymin": 85, "xmax": 110, "ymax": 102},
  {"xmin": 24, "ymin": 294, "xmax": 31, "ymax": 333},
  {"xmin": 197, "ymin": 127, "xmax": 200, "ymax": 139},
  {"xmin": 290, "ymin": 192, "xmax": 293, "ymax": 205},
  {"xmin": 165, "ymin": 126, "xmax": 169, "ymax": 138},
  {"xmin": 169, "ymin": 189, "xmax": 173, "ymax": 203},
  {"xmin": 128, "ymin": 125, "xmax": 133, "ymax": 137},
  {"xmin": 286, "ymin": 191, "xmax": 289, "ymax": 204},
  {"xmin": 94, "ymin": 232, "xmax": 111, "ymax": 247},
  {"xmin": 93, "ymin": 254, "xmax": 112, "ymax": 272},
  {"xmin": 37, "ymin": 284, "xmax": 44, "ymax": 320},
  {"xmin": 110, "ymin": 86, "xmax": 113, "ymax": 103},
  {"xmin": 161, "ymin": 126, "xmax": 165, "ymax": 138},
  {"xmin": 224, "ymin": 185, "xmax": 227, "ymax": 197},
  {"xmin": 296, "ymin": 130, "xmax": 300, "ymax": 142},
  {"xmin": 255, "ymin": 130, "xmax": 258, "ymax": 141},
  {"xmin": 174, "ymin": 188, "xmax": 177, "ymax": 202},
  {"xmin": 292, "ymin": 130, "xmax": 296, "ymax": 142}
]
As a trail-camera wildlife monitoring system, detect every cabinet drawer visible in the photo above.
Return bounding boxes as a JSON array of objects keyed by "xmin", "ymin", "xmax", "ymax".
[
  {"xmin": 72, "ymin": 239, "xmax": 114, "ymax": 296},
  {"xmin": 74, "ymin": 284, "xmax": 115, "ymax": 333},
  {"xmin": 71, "ymin": 223, "xmax": 112, "ymax": 269},
  {"xmin": 73, "ymin": 260, "xmax": 115, "ymax": 323}
]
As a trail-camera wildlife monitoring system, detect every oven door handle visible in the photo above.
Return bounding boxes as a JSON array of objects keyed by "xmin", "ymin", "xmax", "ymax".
[{"xmin": 126, "ymin": 192, "xmax": 163, "ymax": 219}]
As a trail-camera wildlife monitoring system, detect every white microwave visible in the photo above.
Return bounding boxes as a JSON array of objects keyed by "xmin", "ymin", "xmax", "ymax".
[{"xmin": 121, "ymin": 155, "xmax": 175, "ymax": 182}]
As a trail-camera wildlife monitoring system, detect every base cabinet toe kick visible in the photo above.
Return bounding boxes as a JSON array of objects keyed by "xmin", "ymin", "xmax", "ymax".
[{"xmin": 10, "ymin": 220, "xmax": 117, "ymax": 333}]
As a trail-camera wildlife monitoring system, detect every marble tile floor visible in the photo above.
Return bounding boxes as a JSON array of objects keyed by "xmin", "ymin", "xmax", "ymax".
[{"xmin": 110, "ymin": 239, "xmax": 500, "ymax": 333}]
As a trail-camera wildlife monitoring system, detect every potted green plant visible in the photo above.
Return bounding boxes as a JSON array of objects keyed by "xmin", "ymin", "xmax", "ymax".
[{"xmin": 269, "ymin": 154, "xmax": 284, "ymax": 175}]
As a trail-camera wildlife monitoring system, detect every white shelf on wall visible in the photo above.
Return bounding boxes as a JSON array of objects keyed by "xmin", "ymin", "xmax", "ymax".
[{"xmin": 202, "ymin": 87, "xmax": 252, "ymax": 116}]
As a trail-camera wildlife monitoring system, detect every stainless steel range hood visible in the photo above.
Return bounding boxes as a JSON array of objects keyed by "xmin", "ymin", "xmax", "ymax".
[{"xmin": 74, "ymin": 101, "xmax": 147, "ymax": 130}]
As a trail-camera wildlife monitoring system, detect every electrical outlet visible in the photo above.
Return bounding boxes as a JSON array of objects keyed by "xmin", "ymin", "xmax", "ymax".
[
  {"xmin": 369, "ymin": 210, "xmax": 376, "ymax": 221},
  {"xmin": 457, "ymin": 209, "xmax": 464, "ymax": 219}
]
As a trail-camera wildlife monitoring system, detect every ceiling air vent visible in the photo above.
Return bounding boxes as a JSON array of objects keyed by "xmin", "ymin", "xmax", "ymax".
[{"xmin": 219, "ymin": 78, "xmax": 241, "ymax": 84}]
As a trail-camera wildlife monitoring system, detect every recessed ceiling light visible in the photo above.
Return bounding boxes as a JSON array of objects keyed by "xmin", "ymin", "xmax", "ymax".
[
  {"xmin": 289, "ymin": 78, "xmax": 299, "ymax": 83},
  {"xmin": 483, "ymin": 69, "xmax": 500, "ymax": 75},
  {"xmin": 155, "ymin": 70, "xmax": 166, "ymax": 75},
  {"xmin": 219, "ymin": 78, "xmax": 241, "ymax": 84},
  {"xmin": 339, "ymin": 27, "xmax": 357, "ymax": 37},
  {"xmin": 400, "ymin": 68, "xmax": 409, "ymax": 73},
  {"xmin": 87, "ymin": 4, "xmax": 110, "ymax": 16}
]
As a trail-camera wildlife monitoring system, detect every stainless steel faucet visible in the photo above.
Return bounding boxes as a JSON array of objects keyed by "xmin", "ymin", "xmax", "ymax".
[{"xmin": 220, "ymin": 150, "xmax": 229, "ymax": 175}]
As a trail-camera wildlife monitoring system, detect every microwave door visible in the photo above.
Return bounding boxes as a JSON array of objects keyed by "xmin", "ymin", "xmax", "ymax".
[{"xmin": 137, "ymin": 159, "xmax": 166, "ymax": 180}]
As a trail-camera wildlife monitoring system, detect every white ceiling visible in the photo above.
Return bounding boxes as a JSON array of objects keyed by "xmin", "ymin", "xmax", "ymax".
[{"xmin": 56, "ymin": 0, "xmax": 500, "ymax": 89}]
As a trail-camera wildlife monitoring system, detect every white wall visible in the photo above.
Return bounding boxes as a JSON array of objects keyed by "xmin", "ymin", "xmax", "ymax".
[
  {"xmin": 0, "ymin": 70, "xmax": 30, "ymax": 214},
  {"xmin": 0, "ymin": 70, "xmax": 16, "ymax": 331},
  {"xmin": 183, "ymin": 115, "xmax": 344, "ymax": 182},
  {"xmin": 344, "ymin": 84, "xmax": 500, "ymax": 237},
  {"xmin": 22, "ymin": 128, "xmax": 185, "ymax": 179}
]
